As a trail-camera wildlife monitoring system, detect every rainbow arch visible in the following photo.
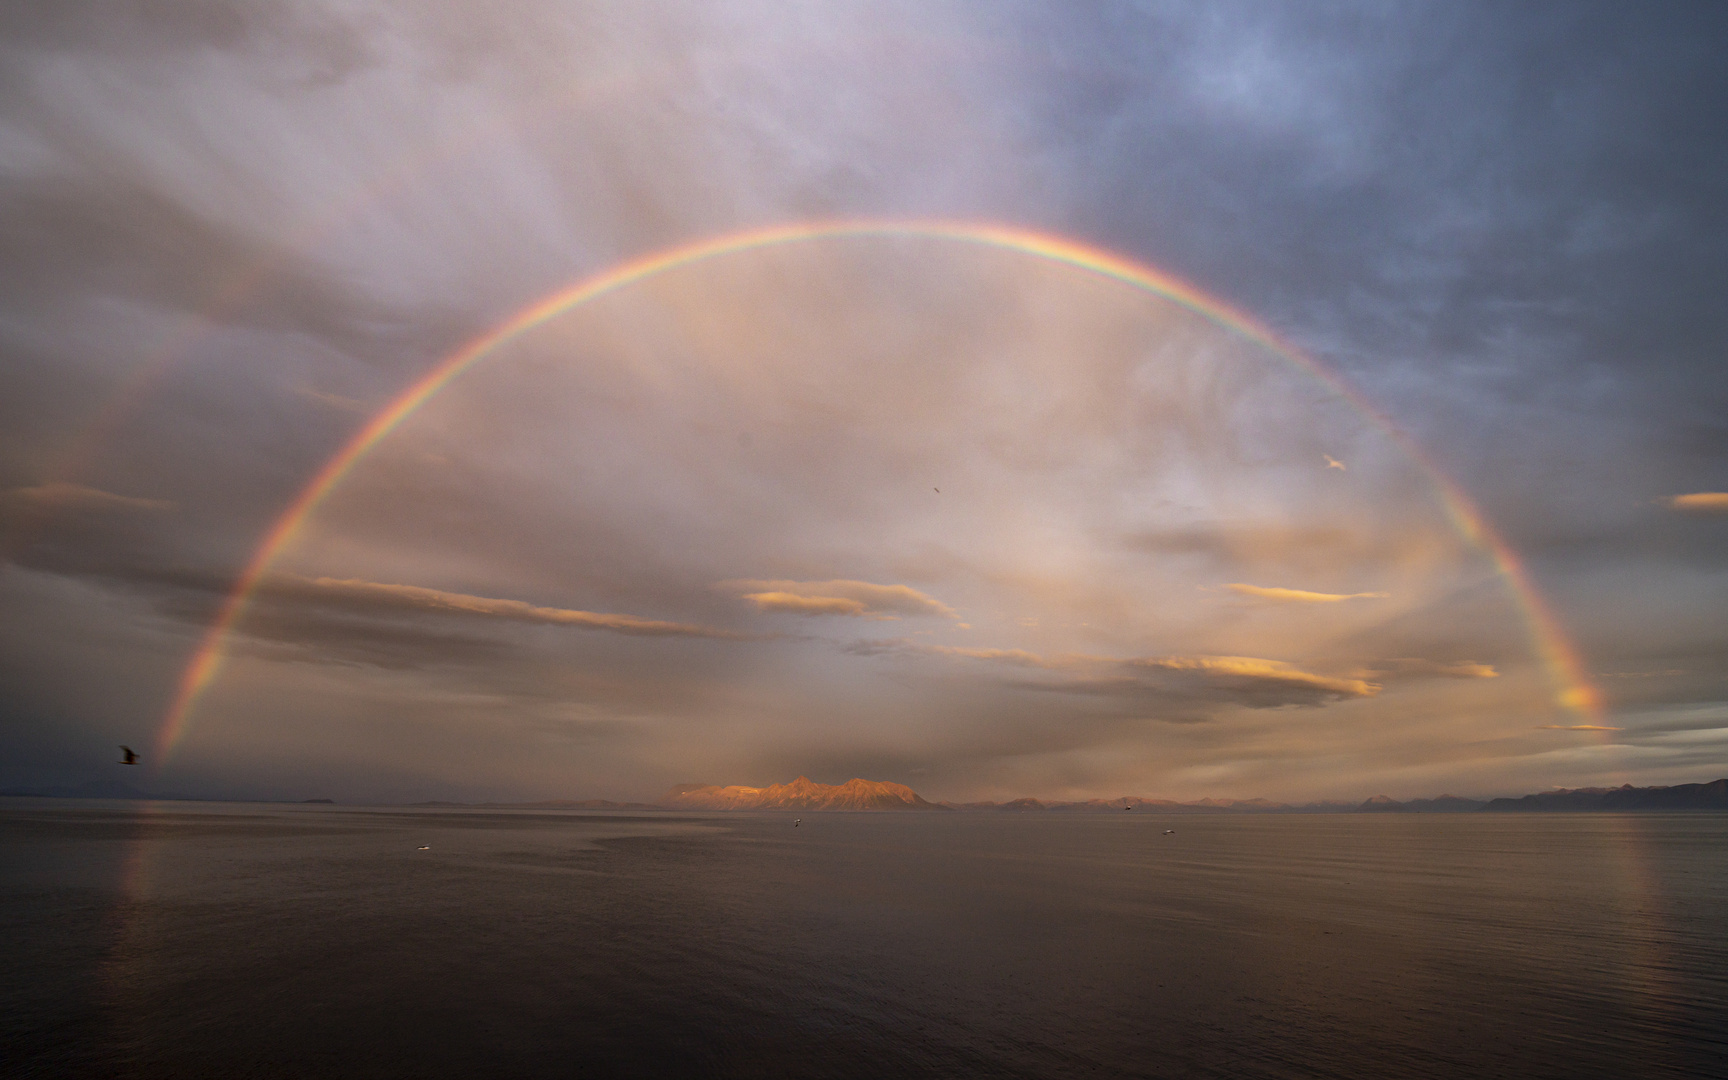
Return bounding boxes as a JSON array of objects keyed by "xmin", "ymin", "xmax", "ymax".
[{"xmin": 153, "ymin": 218, "xmax": 1604, "ymax": 759}]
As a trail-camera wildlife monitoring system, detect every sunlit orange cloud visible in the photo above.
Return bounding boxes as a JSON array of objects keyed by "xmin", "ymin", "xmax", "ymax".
[
  {"xmin": 1669, "ymin": 492, "xmax": 1728, "ymax": 513},
  {"xmin": 1225, "ymin": 583, "xmax": 1389, "ymax": 603},
  {"xmin": 2, "ymin": 482, "xmax": 173, "ymax": 512},
  {"xmin": 722, "ymin": 579, "xmax": 959, "ymax": 618},
  {"xmin": 1376, "ymin": 658, "xmax": 1500, "ymax": 679},
  {"xmin": 1127, "ymin": 655, "xmax": 1379, "ymax": 697},
  {"xmin": 1537, "ymin": 724, "xmax": 1623, "ymax": 731},
  {"xmin": 269, "ymin": 575, "xmax": 741, "ymax": 638},
  {"xmin": 741, "ymin": 592, "xmax": 867, "ymax": 616}
]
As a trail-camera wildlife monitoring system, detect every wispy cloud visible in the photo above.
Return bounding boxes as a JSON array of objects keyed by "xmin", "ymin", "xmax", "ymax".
[
  {"xmin": 2, "ymin": 483, "xmax": 173, "ymax": 513},
  {"xmin": 843, "ymin": 638, "xmax": 1057, "ymax": 668},
  {"xmin": 1225, "ymin": 583, "xmax": 1389, "ymax": 603},
  {"xmin": 925, "ymin": 645, "xmax": 1048, "ymax": 666},
  {"xmin": 268, "ymin": 575, "xmax": 742, "ymax": 638},
  {"xmin": 722, "ymin": 579, "xmax": 959, "ymax": 619},
  {"xmin": 851, "ymin": 638, "xmax": 1378, "ymax": 705},
  {"xmin": 1124, "ymin": 655, "xmax": 1379, "ymax": 698},
  {"xmin": 1374, "ymin": 658, "xmax": 1500, "ymax": 679},
  {"xmin": 738, "ymin": 592, "xmax": 867, "ymax": 616},
  {"xmin": 1537, "ymin": 724, "xmax": 1623, "ymax": 731},
  {"xmin": 295, "ymin": 386, "xmax": 366, "ymax": 413},
  {"xmin": 1669, "ymin": 492, "xmax": 1728, "ymax": 513}
]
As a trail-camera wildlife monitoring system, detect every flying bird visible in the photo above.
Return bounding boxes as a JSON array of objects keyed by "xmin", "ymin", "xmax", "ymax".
[
  {"xmin": 793, "ymin": 818, "xmax": 801, "ymax": 827},
  {"xmin": 1324, "ymin": 454, "xmax": 1347, "ymax": 471},
  {"xmin": 933, "ymin": 487, "xmax": 940, "ymax": 494},
  {"xmin": 118, "ymin": 746, "xmax": 138, "ymax": 765}
]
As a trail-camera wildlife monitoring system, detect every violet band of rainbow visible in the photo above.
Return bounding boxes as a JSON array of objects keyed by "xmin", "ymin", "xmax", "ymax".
[{"xmin": 153, "ymin": 219, "xmax": 1605, "ymax": 760}]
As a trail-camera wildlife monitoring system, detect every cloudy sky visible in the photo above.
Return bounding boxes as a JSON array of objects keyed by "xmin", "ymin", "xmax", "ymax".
[{"xmin": 1, "ymin": 1, "xmax": 1724, "ymax": 804}]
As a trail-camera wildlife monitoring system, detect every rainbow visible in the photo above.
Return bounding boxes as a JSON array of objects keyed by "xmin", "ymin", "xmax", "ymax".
[{"xmin": 153, "ymin": 219, "xmax": 1604, "ymax": 758}]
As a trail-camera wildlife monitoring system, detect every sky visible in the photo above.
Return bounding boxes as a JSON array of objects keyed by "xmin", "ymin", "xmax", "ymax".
[{"xmin": 0, "ymin": 1, "xmax": 1724, "ymax": 805}]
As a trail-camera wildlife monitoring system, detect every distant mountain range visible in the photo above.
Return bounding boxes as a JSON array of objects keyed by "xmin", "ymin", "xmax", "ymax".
[
  {"xmin": 1480, "ymin": 779, "xmax": 1728, "ymax": 812},
  {"xmin": 1356, "ymin": 794, "xmax": 1489, "ymax": 813}
]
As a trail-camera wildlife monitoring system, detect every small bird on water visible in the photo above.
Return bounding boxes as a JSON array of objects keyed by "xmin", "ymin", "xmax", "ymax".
[
  {"xmin": 1162, "ymin": 829, "xmax": 1175, "ymax": 835},
  {"xmin": 793, "ymin": 819, "xmax": 801, "ymax": 827},
  {"xmin": 118, "ymin": 746, "xmax": 138, "ymax": 765}
]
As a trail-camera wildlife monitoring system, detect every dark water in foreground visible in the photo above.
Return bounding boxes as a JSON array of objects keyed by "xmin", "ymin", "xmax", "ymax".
[{"xmin": 3, "ymin": 802, "xmax": 1725, "ymax": 1079}]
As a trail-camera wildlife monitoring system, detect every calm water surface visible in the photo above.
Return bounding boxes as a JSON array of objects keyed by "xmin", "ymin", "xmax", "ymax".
[{"xmin": 2, "ymin": 801, "xmax": 1725, "ymax": 1078}]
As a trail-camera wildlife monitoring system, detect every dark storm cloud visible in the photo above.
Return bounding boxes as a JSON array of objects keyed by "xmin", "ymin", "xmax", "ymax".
[
  {"xmin": 1023, "ymin": 3, "xmax": 1728, "ymax": 373},
  {"xmin": 1013, "ymin": 3, "xmax": 1728, "ymax": 596}
]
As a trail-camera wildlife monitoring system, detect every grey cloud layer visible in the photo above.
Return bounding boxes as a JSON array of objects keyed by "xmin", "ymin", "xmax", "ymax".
[
  {"xmin": 850, "ymin": 638, "xmax": 1379, "ymax": 709},
  {"xmin": 266, "ymin": 575, "xmax": 745, "ymax": 639},
  {"xmin": 0, "ymin": 2, "xmax": 1723, "ymax": 802}
]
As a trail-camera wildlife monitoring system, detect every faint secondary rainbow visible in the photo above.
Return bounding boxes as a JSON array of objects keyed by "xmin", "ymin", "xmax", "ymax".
[{"xmin": 154, "ymin": 219, "xmax": 1603, "ymax": 758}]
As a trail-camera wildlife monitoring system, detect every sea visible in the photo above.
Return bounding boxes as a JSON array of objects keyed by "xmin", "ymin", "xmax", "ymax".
[{"xmin": 3, "ymin": 800, "xmax": 1725, "ymax": 1079}]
